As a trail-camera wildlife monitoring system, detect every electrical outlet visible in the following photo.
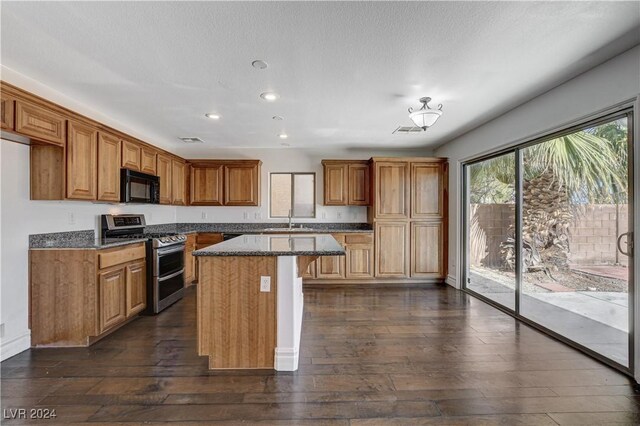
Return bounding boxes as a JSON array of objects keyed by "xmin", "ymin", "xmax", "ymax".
[
  {"xmin": 68, "ymin": 212, "xmax": 75, "ymax": 225},
  {"xmin": 321, "ymin": 212, "xmax": 326, "ymax": 219},
  {"xmin": 254, "ymin": 212, "xmax": 262, "ymax": 220},
  {"xmin": 337, "ymin": 212, "xmax": 343, "ymax": 219},
  {"xmin": 0, "ymin": 323, "xmax": 4, "ymax": 339},
  {"xmin": 243, "ymin": 211, "xmax": 249, "ymax": 220},
  {"xmin": 201, "ymin": 211, "xmax": 208, "ymax": 220},
  {"xmin": 260, "ymin": 276, "xmax": 271, "ymax": 292}
]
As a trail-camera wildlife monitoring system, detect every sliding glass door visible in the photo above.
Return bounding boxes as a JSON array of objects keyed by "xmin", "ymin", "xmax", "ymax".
[
  {"xmin": 465, "ymin": 153, "xmax": 517, "ymax": 310},
  {"xmin": 463, "ymin": 111, "xmax": 634, "ymax": 371}
]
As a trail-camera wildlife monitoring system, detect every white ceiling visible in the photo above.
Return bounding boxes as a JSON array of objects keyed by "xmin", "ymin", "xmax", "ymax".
[{"xmin": 1, "ymin": 2, "xmax": 639, "ymax": 154}]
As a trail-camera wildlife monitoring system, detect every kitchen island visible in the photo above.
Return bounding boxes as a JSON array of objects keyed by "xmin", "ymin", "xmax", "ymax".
[{"xmin": 193, "ymin": 234, "xmax": 345, "ymax": 371}]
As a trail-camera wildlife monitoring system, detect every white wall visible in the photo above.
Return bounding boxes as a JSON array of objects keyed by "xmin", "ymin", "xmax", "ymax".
[
  {"xmin": 0, "ymin": 140, "xmax": 178, "ymax": 360},
  {"xmin": 435, "ymin": 45, "xmax": 640, "ymax": 290}
]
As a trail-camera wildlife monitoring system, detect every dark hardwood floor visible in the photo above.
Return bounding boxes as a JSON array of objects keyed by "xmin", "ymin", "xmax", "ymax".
[{"xmin": 2, "ymin": 284, "xmax": 639, "ymax": 425}]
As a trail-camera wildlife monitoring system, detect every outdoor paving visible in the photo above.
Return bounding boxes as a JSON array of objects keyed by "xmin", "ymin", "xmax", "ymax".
[{"xmin": 571, "ymin": 265, "xmax": 629, "ymax": 281}]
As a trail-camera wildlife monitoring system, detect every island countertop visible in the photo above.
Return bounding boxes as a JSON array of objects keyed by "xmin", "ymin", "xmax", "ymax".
[{"xmin": 192, "ymin": 233, "xmax": 346, "ymax": 257}]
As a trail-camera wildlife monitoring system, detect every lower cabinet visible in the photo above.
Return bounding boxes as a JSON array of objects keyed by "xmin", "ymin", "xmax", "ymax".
[
  {"xmin": 98, "ymin": 268, "xmax": 127, "ymax": 333},
  {"xmin": 126, "ymin": 260, "xmax": 147, "ymax": 316},
  {"xmin": 30, "ymin": 242, "xmax": 147, "ymax": 347},
  {"xmin": 374, "ymin": 222, "xmax": 409, "ymax": 277},
  {"xmin": 411, "ymin": 221, "xmax": 445, "ymax": 279},
  {"xmin": 184, "ymin": 233, "xmax": 197, "ymax": 285},
  {"xmin": 305, "ymin": 233, "xmax": 374, "ymax": 282}
]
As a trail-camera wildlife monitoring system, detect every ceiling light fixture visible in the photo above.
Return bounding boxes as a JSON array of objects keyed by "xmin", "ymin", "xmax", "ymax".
[
  {"xmin": 408, "ymin": 97, "xmax": 443, "ymax": 130},
  {"xmin": 252, "ymin": 60, "xmax": 268, "ymax": 69},
  {"xmin": 260, "ymin": 92, "xmax": 279, "ymax": 102},
  {"xmin": 278, "ymin": 133, "xmax": 289, "ymax": 139},
  {"xmin": 205, "ymin": 113, "xmax": 221, "ymax": 120},
  {"xmin": 272, "ymin": 115, "xmax": 283, "ymax": 121}
]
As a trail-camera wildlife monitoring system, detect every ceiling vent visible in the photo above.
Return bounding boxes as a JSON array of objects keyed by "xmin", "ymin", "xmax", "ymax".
[
  {"xmin": 392, "ymin": 126, "xmax": 423, "ymax": 134},
  {"xmin": 179, "ymin": 137, "xmax": 205, "ymax": 144}
]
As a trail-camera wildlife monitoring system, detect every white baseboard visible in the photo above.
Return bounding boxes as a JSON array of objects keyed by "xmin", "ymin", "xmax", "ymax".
[
  {"xmin": 274, "ymin": 347, "xmax": 299, "ymax": 371},
  {"xmin": 446, "ymin": 274, "xmax": 458, "ymax": 288},
  {"xmin": 1, "ymin": 330, "xmax": 31, "ymax": 361}
]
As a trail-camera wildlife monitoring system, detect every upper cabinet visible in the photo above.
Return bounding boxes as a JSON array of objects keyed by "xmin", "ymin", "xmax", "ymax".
[
  {"xmin": 121, "ymin": 140, "xmax": 141, "ymax": 171},
  {"xmin": 15, "ymin": 100, "xmax": 66, "ymax": 146},
  {"xmin": 97, "ymin": 131, "xmax": 121, "ymax": 202},
  {"xmin": 187, "ymin": 160, "xmax": 261, "ymax": 207},
  {"xmin": 1, "ymin": 92, "xmax": 15, "ymax": 130},
  {"xmin": 157, "ymin": 154, "xmax": 172, "ymax": 204},
  {"xmin": 323, "ymin": 162, "xmax": 347, "ymax": 205},
  {"xmin": 190, "ymin": 163, "xmax": 223, "ymax": 206},
  {"xmin": 171, "ymin": 159, "xmax": 187, "ymax": 206},
  {"xmin": 411, "ymin": 161, "xmax": 447, "ymax": 219},
  {"xmin": 322, "ymin": 160, "xmax": 370, "ymax": 206},
  {"xmin": 372, "ymin": 160, "xmax": 409, "ymax": 219},
  {"xmin": 140, "ymin": 147, "xmax": 157, "ymax": 175},
  {"xmin": 66, "ymin": 120, "xmax": 98, "ymax": 200},
  {"xmin": 224, "ymin": 161, "xmax": 261, "ymax": 206}
]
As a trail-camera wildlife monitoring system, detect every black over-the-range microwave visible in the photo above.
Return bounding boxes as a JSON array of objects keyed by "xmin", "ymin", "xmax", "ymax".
[{"xmin": 120, "ymin": 169, "xmax": 160, "ymax": 204}]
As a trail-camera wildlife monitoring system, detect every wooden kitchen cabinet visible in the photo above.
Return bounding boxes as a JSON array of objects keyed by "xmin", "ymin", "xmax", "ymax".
[
  {"xmin": 375, "ymin": 221, "xmax": 409, "ymax": 278},
  {"xmin": 125, "ymin": 260, "xmax": 147, "ymax": 316},
  {"xmin": 140, "ymin": 146, "xmax": 157, "ymax": 175},
  {"xmin": 322, "ymin": 160, "xmax": 370, "ymax": 206},
  {"xmin": 196, "ymin": 233, "xmax": 224, "ymax": 250},
  {"xmin": 172, "ymin": 159, "xmax": 187, "ymax": 205},
  {"xmin": 97, "ymin": 131, "xmax": 121, "ymax": 202},
  {"xmin": 15, "ymin": 99, "xmax": 66, "ymax": 146},
  {"xmin": 157, "ymin": 153, "xmax": 172, "ymax": 204},
  {"xmin": 348, "ymin": 163, "xmax": 370, "ymax": 205},
  {"xmin": 1, "ymin": 92, "xmax": 15, "ymax": 130},
  {"xmin": 30, "ymin": 242, "xmax": 147, "ymax": 347},
  {"xmin": 411, "ymin": 221, "xmax": 445, "ymax": 278},
  {"xmin": 301, "ymin": 260, "xmax": 317, "ymax": 279},
  {"xmin": 373, "ymin": 160, "xmax": 409, "ymax": 219},
  {"xmin": 224, "ymin": 162, "xmax": 261, "ymax": 206},
  {"xmin": 98, "ymin": 267, "xmax": 127, "ymax": 334},
  {"xmin": 411, "ymin": 162, "xmax": 445, "ymax": 219},
  {"xmin": 323, "ymin": 162, "xmax": 348, "ymax": 205},
  {"xmin": 184, "ymin": 233, "xmax": 197, "ymax": 285},
  {"xmin": 121, "ymin": 140, "xmax": 141, "ymax": 171},
  {"xmin": 66, "ymin": 120, "xmax": 98, "ymax": 200},
  {"xmin": 345, "ymin": 233, "xmax": 374, "ymax": 279},
  {"xmin": 190, "ymin": 164, "xmax": 223, "ymax": 206},
  {"xmin": 316, "ymin": 234, "xmax": 346, "ymax": 279}
]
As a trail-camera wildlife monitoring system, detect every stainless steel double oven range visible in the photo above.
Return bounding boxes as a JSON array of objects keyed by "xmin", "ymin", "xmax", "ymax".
[{"xmin": 101, "ymin": 214, "xmax": 186, "ymax": 314}]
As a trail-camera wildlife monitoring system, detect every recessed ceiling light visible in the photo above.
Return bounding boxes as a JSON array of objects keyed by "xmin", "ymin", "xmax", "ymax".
[
  {"xmin": 272, "ymin": 115, "xmax": 283, "ymax": 121},
  {"xmin": 260, "ymin": 92, "xmax": 279, "ymax": 102},
  {"xmin": 278, "ymin": 133, "xmax": 288, "ymax": 139},
  {"xmin": 252, "ymin": 60, "xmax": 268, "ymax": 69},
  {"xmin": 205, "ymin": 113, "xmax": 221, "ymax": 120}
]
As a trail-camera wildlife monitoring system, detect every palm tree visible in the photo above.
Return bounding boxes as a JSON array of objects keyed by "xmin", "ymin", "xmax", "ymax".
[{"xmin": 470, "ymin": 122, "xmax": 627, "ymax": 273}]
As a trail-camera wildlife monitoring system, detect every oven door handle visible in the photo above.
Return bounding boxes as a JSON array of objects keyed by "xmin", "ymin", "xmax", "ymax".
[
  {"xmin": 157, "ymin": 245, "xmax": 186, "ymax": 256},
  {"xmin": 157, "ymin": 268, "xmax": 185, "ymax": 282}
]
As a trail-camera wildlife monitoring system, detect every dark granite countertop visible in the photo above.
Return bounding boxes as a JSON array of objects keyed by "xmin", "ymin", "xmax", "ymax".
[
  {"xmin": 193, "ymin": 234, "xmax": 346, "ymax": 257},
  {"xmin": 29, "ymin": 223, "xmax": 371, "ymax": 249},
  {"xmin": 30, "ymin": 234, "xmax": 145, "ymax": 250}
]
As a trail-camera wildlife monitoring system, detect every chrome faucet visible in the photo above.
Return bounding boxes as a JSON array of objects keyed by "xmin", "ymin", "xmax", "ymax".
[{"xmin": 288, "ymin": 209, "xmax": 294, "ymax": 229}]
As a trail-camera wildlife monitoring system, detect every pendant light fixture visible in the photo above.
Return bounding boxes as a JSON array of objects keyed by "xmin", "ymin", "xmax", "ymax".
[{"xmin": 408, "ymin": 97, "xmax": 443, "ymax": 130}]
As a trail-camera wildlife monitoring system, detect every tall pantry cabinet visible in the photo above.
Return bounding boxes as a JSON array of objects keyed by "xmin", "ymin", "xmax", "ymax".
[{"xmin": 370, "ymin": 157, "xmax": 447, "ymax": 280}]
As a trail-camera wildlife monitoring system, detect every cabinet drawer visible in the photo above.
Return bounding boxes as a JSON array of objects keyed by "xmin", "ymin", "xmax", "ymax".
[
  {"xmin": 196, "ymin": 233, "xmax": 223, "ymax": 248},
  {"xmin": 15, "ymin": 100, "xmax": 66, "ymax": 146},
  {"xmin": 345, "ymin": 233, "xmax": 373, "ymax": 244},
  {"xmin": 99, "ymin": 243, "xmax": 146, "ymax": 270}
]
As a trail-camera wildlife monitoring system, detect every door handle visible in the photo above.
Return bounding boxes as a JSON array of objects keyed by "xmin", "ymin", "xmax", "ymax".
[{"xmin": 617, "ymin": 232, "xmax": 634, "ymax": 256}]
